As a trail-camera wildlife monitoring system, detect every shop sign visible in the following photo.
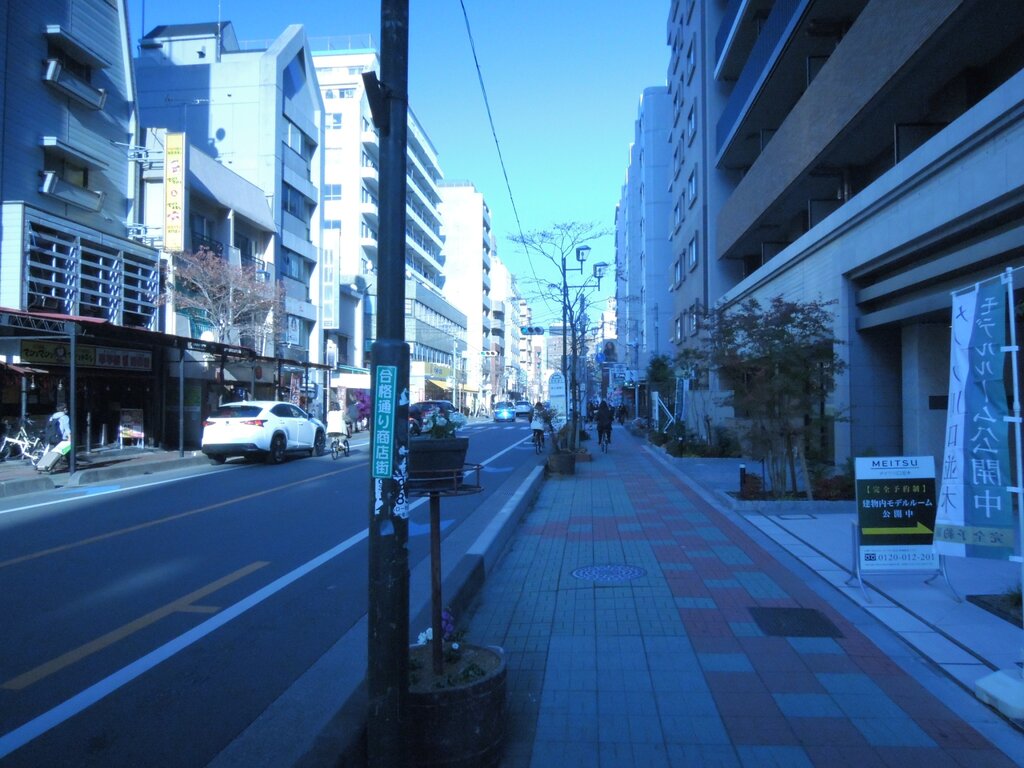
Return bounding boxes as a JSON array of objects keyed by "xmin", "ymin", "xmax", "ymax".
[
  {"xmin": 855, "ymin": 456, "xmax": 938, "ymax": 572},
  {"xmin": 21, "ymin": 341, "xmax": 151, "ymax": 371},
  {"xmin": 164, "ymin": 132, "xmax": 186, "ymax": 252},
  {"xmin": 372, "ymin": 365, "xmax": 398, "ymax": 479}
]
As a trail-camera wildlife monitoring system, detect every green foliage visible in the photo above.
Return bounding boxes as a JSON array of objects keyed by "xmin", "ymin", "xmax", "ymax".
[{"xmin": 689, "ymin": 295, "xmax": 847, "ymax": 497}]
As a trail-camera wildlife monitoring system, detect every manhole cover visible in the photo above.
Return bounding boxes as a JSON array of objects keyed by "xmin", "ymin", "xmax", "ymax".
[
  {"xmin": 749, "ymin": 607, "xmax": 843, "ymax": 638},
  {"xmin": 571, "ymin": 564, "xmax": 647, "ymax": 583}
]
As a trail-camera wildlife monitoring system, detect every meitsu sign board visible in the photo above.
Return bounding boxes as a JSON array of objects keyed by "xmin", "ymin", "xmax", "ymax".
[{"xmin": 855, "ymin": 456, "xmax": 938, "ymax": 572}]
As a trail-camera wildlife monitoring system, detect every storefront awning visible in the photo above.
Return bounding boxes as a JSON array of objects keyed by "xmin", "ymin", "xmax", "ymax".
[
  {"xmin": 426, "ymin": 378, "xmax": 451, "ymax": 389},
  {"xmin": 460, "ymin": 385, "xmax": 480, "ymax": 393},
  {"xmin": 334, "ymin": 372, "xmax": 371, "ymax": 389}
]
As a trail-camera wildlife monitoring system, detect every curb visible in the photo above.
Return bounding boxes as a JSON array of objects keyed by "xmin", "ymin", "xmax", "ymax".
[
  {"xmin": 0, "ymin": 476, "xmax": 55, "ymax": 497},
  {"xmin": 66, "ymin": 454, "xmax": 210, "ymax": 486},
  {"xmin": 208, "ymin": 459, "xmax": 547, "ymax": 768}
]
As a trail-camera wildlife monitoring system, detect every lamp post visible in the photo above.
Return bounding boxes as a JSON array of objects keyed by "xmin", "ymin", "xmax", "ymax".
[{"xmin": 559, "ymin": 245, "xmax": 608, "ymax": 450}]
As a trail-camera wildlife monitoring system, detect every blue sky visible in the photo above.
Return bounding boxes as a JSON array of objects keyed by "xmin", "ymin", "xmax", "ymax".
[{"xmin": 130, "ymin": 1, "xmax": 671, "ymax": 322}]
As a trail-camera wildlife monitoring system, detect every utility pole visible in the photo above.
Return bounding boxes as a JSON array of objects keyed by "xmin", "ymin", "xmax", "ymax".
[{"xmin": 363, "ymin": 1, "xmax": 411, "ymax": 765}]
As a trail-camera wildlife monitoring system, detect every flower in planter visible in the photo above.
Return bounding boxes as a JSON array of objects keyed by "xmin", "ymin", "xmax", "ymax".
[{"xmin": 420, "ymin": 411, "xmax": 468, "ymax": 439}]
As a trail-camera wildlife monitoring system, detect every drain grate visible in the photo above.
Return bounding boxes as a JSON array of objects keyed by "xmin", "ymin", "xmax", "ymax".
[
  {"xmin": 749, "ymin": 607, "xmax": 843, "ymax": 638},
  {"xmin": 571, "ymin": 564, "xmax": 647, "ymax": 583}
]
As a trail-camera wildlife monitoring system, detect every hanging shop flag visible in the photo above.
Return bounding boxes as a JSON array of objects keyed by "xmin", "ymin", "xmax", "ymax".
[{"xmin": 934, "ymin": 274, "xmax": 1015, "ymax": 559}]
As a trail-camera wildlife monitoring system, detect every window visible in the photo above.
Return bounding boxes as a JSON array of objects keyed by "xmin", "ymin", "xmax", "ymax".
[
  {"xmin": 688, "ymin": 303, "xmax": 700, "ymax": 336},
  {"xmin": 686, "ymin": 35, "xmax": 696, "ymax": 82},
  {"xmin": 688, "ymin": 232, "xmax": 699, "ymax": 271},
  {"xmin": 282, "ymin": 184, "xmax": 308, "ymax": 221},
  {"xmin": 687, "ymin": 167, "xmax": 698, "ymax": 208},
  {"xmin": 323, "ymin": 219, "xmax": 341, "ymax": 230},
  {"xmin": 326, "ymin": 113, "xmax": 343, "ymax": 130},
  {"xmin": 673, "ymin": 258, "xmax": 682, "ymax": 287},
  {"xmin": 324, "ymin": 183, "xmax": 342, "ymax": 201},
  {"xmin": 675, "ymin": 315, "xmax": 683, "ymax": 342},
  {"xmin": 687, "ymin": 102, "xmax": 696, "ymax": 145}
]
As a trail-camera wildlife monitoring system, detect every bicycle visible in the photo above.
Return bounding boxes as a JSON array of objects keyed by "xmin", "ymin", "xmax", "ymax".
[
  {"xmin": 329, "ymin": 434, "xmax": 350, "ymax": 459},
  {"xmin": 532, "ymin": 429, "xmax": 545, "ymax": 454},
  {"xmin": 598, "ymin": 427, "xmax": 611, "ymax": 453},
  {"xmin": 1, "ymin": 424, "xmax": 45, "ymax": 464}
]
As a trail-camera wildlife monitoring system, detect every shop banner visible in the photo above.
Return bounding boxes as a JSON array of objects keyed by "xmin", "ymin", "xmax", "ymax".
[
  {"xmin": 372, "ymin": 365, "xmax": 397, "ymax": 479},
  {"xmin": 855, "ymin": 456, "xmax": 937, "ymax": 572},
  {"xmin": 935, "ymin": 276, "xmax": 1015, "ymax": 559},
  {"xmin": 163, "ymin": 132, "xmax": 186, "ymax": 252}
]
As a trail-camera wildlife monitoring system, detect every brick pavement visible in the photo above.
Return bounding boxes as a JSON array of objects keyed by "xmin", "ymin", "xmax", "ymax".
[{"xmin": 465, "ymin": 430, "xmax": 1024, "ymax": 767}]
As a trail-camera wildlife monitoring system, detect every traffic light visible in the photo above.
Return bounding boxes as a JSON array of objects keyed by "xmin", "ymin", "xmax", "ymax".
[
  {"xmin": 480, "ymin": 351, "xmax": 498, "ymax": 357},
  {"xmin": 520, "ymin": 326, "xmax": 545, "ymax": 336}
]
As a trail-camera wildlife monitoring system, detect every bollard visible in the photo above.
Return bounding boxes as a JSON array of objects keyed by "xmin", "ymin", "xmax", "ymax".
[{"xmin": 739, "ymin": 464, "xmax": 746, "ymax": 495}]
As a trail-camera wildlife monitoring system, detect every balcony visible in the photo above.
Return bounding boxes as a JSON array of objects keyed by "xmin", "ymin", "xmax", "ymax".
[
  {"xmin": 190, "ymin": 232, "xmax": 224, "ymax": 256},
  {"xmin": 43, "ymin": 59, "xmax": 106, "ymax": 110},
  {"xmin": 39, "ymin": 170, "xmax": 105, "ymax": 211}
]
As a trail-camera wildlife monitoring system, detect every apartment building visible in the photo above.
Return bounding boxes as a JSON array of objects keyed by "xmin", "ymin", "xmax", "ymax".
[
  {"xmin": 615, "ymin": 86, "xmax": 675, "ymax": 383},
  {"xmin": 311, "ymin": 43, "xmax": 466, "ymax": 405},
  {"xmin": 134, "ymin": 21, "xmax": 323, "ymax": 369},
  {"xmin": 671, "ymin": 0, "xmax": 1024, "ymax": 466},
  {"xmin": 439, "ymin": 181, "xmax": 497, "ymax": 409}
]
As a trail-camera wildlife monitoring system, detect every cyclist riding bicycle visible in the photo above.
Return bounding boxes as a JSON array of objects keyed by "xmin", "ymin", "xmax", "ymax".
[
  {"xmin": 596, "ymin": 400, "xmax": 614, "ymax": 448},
  {"xmin": 530, "ymin": 402, "xmax": 547, "ymax": 450}
]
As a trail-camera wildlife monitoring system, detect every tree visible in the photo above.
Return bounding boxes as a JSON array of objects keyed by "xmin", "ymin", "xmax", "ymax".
[
  {"xmin": 510, "ymin": 222, "xmax": 610, "ymax": 451},
  {"xmin": 689, "ymin": 296, "xmax": 847, "ymax": 498},
  {"xmin": 165, "ymin": 247, "xmax": 284, "ymax": 354}
]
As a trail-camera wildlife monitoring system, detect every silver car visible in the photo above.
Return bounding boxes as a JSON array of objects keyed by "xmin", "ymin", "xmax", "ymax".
[{"xmin": 201, "ymin": 400, "xmax": 326, "ymax": 464}]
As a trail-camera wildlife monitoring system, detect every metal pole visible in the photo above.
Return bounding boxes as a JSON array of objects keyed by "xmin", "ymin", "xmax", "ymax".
[
  {"xmin": 561, "ymin": 252, "xmax": 568, "ymax": 429},
  {"xmin": 179, "ymin": 346, "xmax": 186, "ymax": 457},
  {"xmin": 366, "ymin": 1, "xmax": 411, "ymax": 764},
  {"xmin": 68, "ymin": 324, "xmax": 76, "ymax": 475}
]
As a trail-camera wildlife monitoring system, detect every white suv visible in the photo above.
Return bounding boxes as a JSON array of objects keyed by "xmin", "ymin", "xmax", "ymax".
[{"xmin": 201, "ymin": 401, "xmax": 326, "ymax": 464}]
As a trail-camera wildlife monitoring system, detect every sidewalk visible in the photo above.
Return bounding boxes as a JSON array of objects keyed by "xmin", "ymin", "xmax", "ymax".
[{"xmin": 465, "ymin": 429, "xmax": 1024, "ymax": 767}]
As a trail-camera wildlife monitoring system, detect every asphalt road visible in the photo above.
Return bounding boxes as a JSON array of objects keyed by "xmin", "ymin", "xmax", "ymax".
[{"xmin": 0, "ymin": 418, "xmax": 536, "ymax": 766}]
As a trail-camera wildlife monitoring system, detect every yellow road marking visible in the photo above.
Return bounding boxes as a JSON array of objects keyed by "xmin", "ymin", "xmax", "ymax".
[
  {"xmin": 0, "ymin": 464, "xmax": 359, "ymax": 571},
  {"xmin": 3, "ymin": 561, "xmax": 269, "ymax": 690}
]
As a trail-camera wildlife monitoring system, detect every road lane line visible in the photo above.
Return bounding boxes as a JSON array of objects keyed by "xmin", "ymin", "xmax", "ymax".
[
  {"xmin": 3, "ymin": 562, "xmax": 269, "ymax": 691},
  {"xmin": 0, "ymin": 465, "xmax": 361, "ymax": 571},
  {"xmin": 0, "ymin": 530, "xmax": 368, "ymax": 760}
]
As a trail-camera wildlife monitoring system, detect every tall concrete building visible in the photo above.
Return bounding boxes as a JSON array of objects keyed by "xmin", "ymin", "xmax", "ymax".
[
  {"xmin": 439, "ymin": 181, "xmax": 496, "ymax": 410},
  {"xmin": 135, "ymin": 21, "xmax": 323, "ymax": 368},
  {"xmin": 615, "ymin": 86, "xmax": 674, "ymax": 387},
  {"xmin": 670, "ymin": 0, "xmax": 1024, "ymax": 466},
  {"xmin": 312, "ymin": 43, "xmax": 465, "ymax": 405}
]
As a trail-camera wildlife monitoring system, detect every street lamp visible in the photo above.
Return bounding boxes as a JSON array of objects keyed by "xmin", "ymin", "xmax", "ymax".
[{"xmin": 560, "ymin": 245, "xmax": 609, "ymax": 450}]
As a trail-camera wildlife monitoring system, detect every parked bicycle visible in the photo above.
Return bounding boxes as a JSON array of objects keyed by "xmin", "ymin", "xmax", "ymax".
[{"xmin": 0, "ymin": 422, "xmax": 45, "ymax": 464}]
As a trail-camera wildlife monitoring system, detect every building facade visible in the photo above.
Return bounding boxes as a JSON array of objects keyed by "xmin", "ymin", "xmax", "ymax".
[
  {"xmin": 135, "ymin": 21, "xmax": 323, "ymax": 370},
  {"xmin": 670, "ymin": 0, "xmax": 1024, "ymax": 467},
  {"xmin": 615, "ymin": 86, "xmax": 675, "ymax": 392}
]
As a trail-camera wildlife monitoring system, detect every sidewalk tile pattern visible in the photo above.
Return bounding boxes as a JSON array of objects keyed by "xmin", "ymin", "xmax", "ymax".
[{"xmin": 464, "ymin": 439, "xmax": 1020, "ymax": 768}]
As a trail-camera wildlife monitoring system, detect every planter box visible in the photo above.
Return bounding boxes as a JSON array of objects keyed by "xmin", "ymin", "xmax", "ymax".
[{"xmin": 547, "ymin": 452, "xmax": 576, "ymax": 475}]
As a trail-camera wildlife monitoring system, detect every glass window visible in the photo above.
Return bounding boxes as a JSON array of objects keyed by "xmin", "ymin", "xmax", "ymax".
[
  {"xmin": 688, "ymin": 232, "xmax": 699, "ymax": 271},
  {"xmin": 324, "ymin": 183, "xmax": 342, "ymax": 201}
]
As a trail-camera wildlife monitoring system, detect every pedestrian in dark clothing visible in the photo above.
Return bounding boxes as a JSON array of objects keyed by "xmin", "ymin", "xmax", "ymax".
[{"xmin": 596, "ymin": 400, "xmax": 614, "ymax": 446}]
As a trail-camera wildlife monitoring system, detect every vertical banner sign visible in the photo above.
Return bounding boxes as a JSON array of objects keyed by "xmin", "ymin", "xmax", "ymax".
[
  {"xmin": 935, "ymin": 277, "xmax": 1014, "ymax": 559},
  {"xmin": 163, "ymin": 133, "xmax": 186, "ymax": 252},
  {"xmin": 856, "ymin": 456, "xmax": 938, "ymax": 572},
  {"xmin": 372, "ymin": 365, "xmax": 397, "ymax": 479}
]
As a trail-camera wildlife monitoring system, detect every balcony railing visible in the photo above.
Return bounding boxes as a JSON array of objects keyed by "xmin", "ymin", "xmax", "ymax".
[
  {"xmin": 716, "ymin": 0, "xmax": 806, "ymax": 156},
  {"xmin": 191, "ymin": 232, "xmax": 224, "ymax": 256},
  {"xmin": 43, "ymin": 59, "xmax": 106, "ymax": 110},
  {"xmin": 39, "ymin": 170, "xmax": 105, "ymax": 211}
]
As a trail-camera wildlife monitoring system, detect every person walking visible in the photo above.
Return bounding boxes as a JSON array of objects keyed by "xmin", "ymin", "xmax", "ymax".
[
  {"xmin": 596, "ymin": 400, "xmax": 614, "ymax": 449},
  {"xmin": 346, "ymin": 400, "xmax": 360, "ymax": 436}
]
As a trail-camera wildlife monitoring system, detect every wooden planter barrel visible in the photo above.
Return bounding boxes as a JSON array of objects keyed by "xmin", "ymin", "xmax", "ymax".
[
  {"xmin": 407, "ymin": 644, "xmax": 507, "ymax": 767},
  {"xmin": 547, "ymin": 452, "xmax": 577, "ymax": 475}
]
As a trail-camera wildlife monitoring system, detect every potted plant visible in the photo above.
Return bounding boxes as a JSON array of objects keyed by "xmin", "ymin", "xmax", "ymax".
[
  {"xmin": 408, "ymin": 410, "xmax": 469, "ymax": 490},
  {"xmin": 407, "ymin": 610, "xmax": 506, "ymax": 767}
]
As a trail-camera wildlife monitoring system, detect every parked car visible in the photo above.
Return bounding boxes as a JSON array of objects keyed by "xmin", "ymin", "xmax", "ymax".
[
  {"xmin": 201, "ymin": 400, "xmax": 326, "ymax": 464},
  {"xmin": 409, "ymin": 400, "xmax": 457, "ymax": 436},
  {"xmin": 514, "ymin": 401, "xmax": 533, "ymax": 420},
  {"xmin": 493, "ymin": 401, "xmax": 516, "ymax": 422}
]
